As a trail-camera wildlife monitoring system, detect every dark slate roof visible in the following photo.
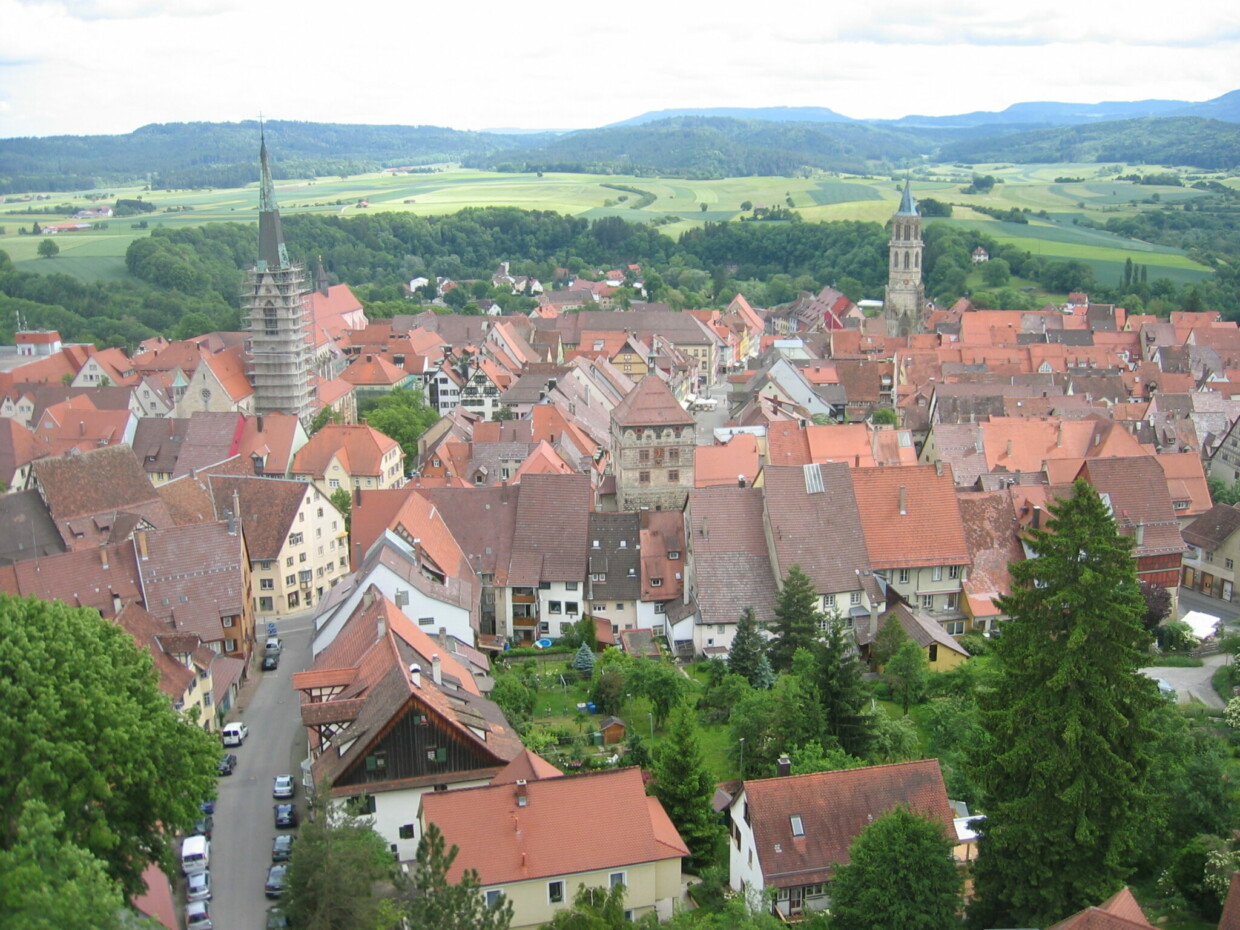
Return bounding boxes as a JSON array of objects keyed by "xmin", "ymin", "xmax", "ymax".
[
  {"xmin": 686, "ymin": 486, "xmax": 778, "ymax": 626},
  {"xmin": 0, "ymin": 490, "xmax": 66, "ymax": 566},
  {"xmin": 587, "ymin": 512, "xmax": 642, "ymax": 601},
  {"xmin": 762, "ymin": 463, "xmax": 872, "ymax": 595},
  {"xmin": 1183, "ymin": 503, "xmax": 1240, "ymax": 551}
]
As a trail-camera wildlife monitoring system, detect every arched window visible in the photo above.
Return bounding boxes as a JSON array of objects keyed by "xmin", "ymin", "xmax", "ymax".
[{"xmin": 903, "ymin": 252, "xmax": 910, "ymax": 270}]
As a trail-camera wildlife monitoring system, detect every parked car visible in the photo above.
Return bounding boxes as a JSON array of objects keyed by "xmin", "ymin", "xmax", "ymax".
[
  {"xmin": 274, "ymin": 804, "xmax": 298, "ymax": 828},
  {"xmin": 186, "ymin": 869, "xmax": 212, "ymax": 902},
  {"xmin": 185, "ymin": 900, "xmax": 212, "ymax": 930},
  {"xmin": 271, "ymin": 834, "xmax": 296, "ymax": 862},
  {"xmin": 198, "ymin": 799, "xmax": 215, "ymax": 815},
  {"xmin": 264, "ymin": 636, "xmax": 283, "ymax": 654},
  {"xmin": 217, "ymin": 753, "xmax": 237, "ymax": 776},
  {"xmin": 266, "ymin": 906, "xmax": 289, "ymax": 929},
  {"xmin": 192, "ymin": 814, "xmax": 213, "ymax": 839},
  {"xmin": 273, "ymin": 775, "xmax": 295, "ymax": 799},
  {"xmin": 221, "ymin": 721, "xmax": 248, "ymax": 746},
  {"xmin": 265, "ymin": 863, "xmax": 288, "ymax": 898},
  {"xmin": 262, "ymin": 653, "xmax": 279, "ymax": 671}
]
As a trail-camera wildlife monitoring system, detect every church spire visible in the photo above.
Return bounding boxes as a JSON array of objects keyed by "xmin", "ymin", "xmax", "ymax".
[
  {"xmin": 896, "ymin": 178, "xmax": 918, "ymax": 216},
  {"xmin": 257, "ymin": 123, "xmax": 289, "ymax": 271}
]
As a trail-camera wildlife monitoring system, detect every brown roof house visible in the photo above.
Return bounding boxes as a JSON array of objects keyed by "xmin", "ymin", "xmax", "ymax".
[
  {"xmin": 586, "ymin": 512, "xmax": 643, "ymax": 638},
  {"xmin": 294, "ymin": 591, "xmax": 523, "ymax": 860},
  {"xmin": 1046, "ymin": 886, "xmax": 1156, "ymax": 930},
  {"xmin": 727, "ymin": 760, "xmax": 956, "ymax": 921},
  {"xmin": 421, "ymin": 764, "xmax": 688, "ymax": 929},
  {"xmin": 116, "ymin": 602, "xmax": 220, "ymax": 732},
  {"xmin": 1182, "ymin": 502, "xmax": 1240, "ymax": 605}
]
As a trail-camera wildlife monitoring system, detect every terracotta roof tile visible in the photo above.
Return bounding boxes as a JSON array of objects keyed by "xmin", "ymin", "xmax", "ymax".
[
  {"xmin": 851, "ymin": 465, "xmax": 969, "ymax": 569},
  {"xmin": 611, "ymin": 375, "xmax": 695, "ymax": 428},
  {"xmin": 738, "ymin": 760, "xmax": 955, "ymax": 888},
  {"xmin": 292, "ymin": 423, "xmax": 400, "ymax": 479},
  {"xmin": 205, "ymin": 474, "xmax": 309, "ymax": 560},
  {"xmin": 695, "ymin": 434, "xmax": 761, "ymax": 487},
  {"xmin": 422, "ymin": 766, "xmax": 686, "ymax": 885}
]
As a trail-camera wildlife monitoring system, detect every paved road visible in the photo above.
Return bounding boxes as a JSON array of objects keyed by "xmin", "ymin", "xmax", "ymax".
[
  {"xmin": 693, "ymin": 379, "xmax": 732, "ymax": 445},
  {"xmin": 1140, "ymin": 652, "xmax": 1230, "ymax": 709},
  {"xmin": 209, "ymin": 612, "xmax": 314, "ymax": 929},
  {"xmin": 1177, "ymin": 585, "xmax": 1240, "ymax": 625}
]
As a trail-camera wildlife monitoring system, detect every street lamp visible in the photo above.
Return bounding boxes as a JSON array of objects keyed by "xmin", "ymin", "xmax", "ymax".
[
  {"xmin": 648, "ymin": 712, "xmax": 654, "ymax": 742},
  {"xmin": 738, "ymin": 737, "xmax": 745, "ymax": 779}
]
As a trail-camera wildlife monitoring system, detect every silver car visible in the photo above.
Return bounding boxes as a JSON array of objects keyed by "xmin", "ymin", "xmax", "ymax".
[
  {"xmin": 185, "ymin": 900, "xmax": 213, "ymax": 930},
  {"xmin": 187, "ymin": 869, "xmax": 212, "ymax": 902},
  {"xmin": 273, "ymin": 775, "xmax": 295, "ymax": 799}
]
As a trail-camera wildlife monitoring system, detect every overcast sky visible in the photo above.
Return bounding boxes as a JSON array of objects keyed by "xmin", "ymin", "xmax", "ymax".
[{"xmin": 2, "ymin": 0, "xmax": 1239, "ymax": 138}]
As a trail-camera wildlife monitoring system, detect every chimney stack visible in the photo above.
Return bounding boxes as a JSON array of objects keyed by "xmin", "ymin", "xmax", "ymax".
[
  {"xmin": 738, "ymin": 474, "xmax": 746, "ymax": 488},
  {"xmin": 1005, "ymin": 439, "xmax": 1013, "ymax": 458},
  {"xmin": 438, "ymin": 627, "xmax": 448, "ymax": 648},
  {"xmin": 257, "ymin": 414, "xmax": 264, "ymax": 433},
  {"xmin": 777, "ymin": 754, "xmax": 792, "ymax": 777},
  {"xmin": 898, "ymin": 486, "xmax": 907, "ymax": 516},
  {"xmin": 409, "ymin": 664, "xmax": 421, "ymax": 688},
  {"xmin": 363, "ymin": 587, "xmax": 375, "ymax": 609},
  {"xmin": 431, "ymin": 654, "xmax": 442, "ymax": 686}
]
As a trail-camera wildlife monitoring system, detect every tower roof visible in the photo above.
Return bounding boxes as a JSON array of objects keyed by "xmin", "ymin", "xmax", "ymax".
[
  {"xmin": 896, "ymin": 179, "xmax": 918, "ymax": 217},
  {"xmin": 257, "ymin": 127, "xmax": 290, "ymax": 271},
  {"xmin": 611, "ymin": 375, "xmax": 696, "ymax": 429}
]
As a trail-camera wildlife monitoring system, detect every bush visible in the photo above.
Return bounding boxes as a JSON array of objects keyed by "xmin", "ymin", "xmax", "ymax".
[
  {"xmin": 957, "ymin": 632, "xmax": 989, "ymax": 657},
  {"xmin": 1151, "ymin": 655, "xmax": 1204, "ymax": 667},
  {"xmin": 1156, "ymin": 621, "xmax": 1198, "ymax": 652}
]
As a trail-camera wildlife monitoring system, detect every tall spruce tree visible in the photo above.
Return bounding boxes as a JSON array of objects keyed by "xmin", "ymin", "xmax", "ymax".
[
  {"xmin": 768, "ymin": 564, "xmax": 822, "ymax": 671},
  {"xmin": 967, "ymin": 480, "xmax": 1161, "ymax": 929},
  {"xmin": 651, "ymin": 702, "xmax": 722, "ymax": 869},
  {"xmin": 729, "ymin": 607, "xmax": 771, "ymax": 688},
  {"xmin": 809, "ymin": 613, "xmax": 873, "ymax": 757}
]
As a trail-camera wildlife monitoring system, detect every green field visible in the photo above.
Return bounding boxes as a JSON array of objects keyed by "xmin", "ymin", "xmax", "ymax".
[{"xmin": 0, "ymin": 161, "xmax": 1220, "ymax": 286}]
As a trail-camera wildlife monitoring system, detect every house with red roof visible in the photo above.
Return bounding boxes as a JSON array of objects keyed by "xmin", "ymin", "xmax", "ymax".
[
  {"xmin": 291, "ymin": 423, "xmax": 405, "ymax": 496},
  {"xmin": 295, "ymin": 591, "xmax": 523, "ymax": 859},
  {"xmin": 1047, "ymin": 886, "xmax": 1155, "ymax": 930},
  {"xmin": 174, "ymin": 344, "xmax": 254, "ymax": 417},
  {"xmin": 727, "ymin": 759, "xmax": 956, "ymax": 920},
  {"xmin": 421, "ymin": 765, "xmax": 687, "ymax": 928}
]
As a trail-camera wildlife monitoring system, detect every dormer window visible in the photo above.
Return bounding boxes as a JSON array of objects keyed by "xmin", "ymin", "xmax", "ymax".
[
  {"xmin": 650, "ymin": 578, "xmax": 663, "ymax": 588},
  {"xmin": 668, "ymin": 551, "xmax": 680, "ymax": 560}
]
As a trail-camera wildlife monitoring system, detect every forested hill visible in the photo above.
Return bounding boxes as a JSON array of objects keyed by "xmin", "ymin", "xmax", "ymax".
[
  {"xmin": 467, "ymin": 116, "xmax": 949, "ymax": 178},
  {"xmin": 938, "ymin": 117, "xmax": 1240, "ymax": 169},
  {"xmin": 0, "ymin": 120, "xmax": 546, "ymax": 194}
]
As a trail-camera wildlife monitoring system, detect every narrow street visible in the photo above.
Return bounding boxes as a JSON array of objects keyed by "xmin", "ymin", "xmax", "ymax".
[{"xmin": 207, "ymin": 611, "xmax": 314, "ymax": 928}]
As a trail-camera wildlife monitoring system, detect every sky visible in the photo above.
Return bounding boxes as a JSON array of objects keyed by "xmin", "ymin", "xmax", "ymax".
[{"xmin": 2, "ymin": 0, "xmax": 1239, "ymax": 138}]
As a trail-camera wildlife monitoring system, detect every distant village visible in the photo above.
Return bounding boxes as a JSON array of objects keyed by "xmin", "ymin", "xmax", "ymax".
[{"xmin": 5, "ymin": 145, "xmax": 1240, "ymax": 929}]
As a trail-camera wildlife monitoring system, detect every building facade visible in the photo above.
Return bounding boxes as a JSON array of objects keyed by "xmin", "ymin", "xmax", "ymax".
[{"xmin": 884, "ymin": 180, "xmax": 925, "ymax": 338}]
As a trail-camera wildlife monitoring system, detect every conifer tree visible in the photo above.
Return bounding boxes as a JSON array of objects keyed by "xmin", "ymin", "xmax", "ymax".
[
  {"xmin": 768, "ymin": 564, "xmax": 822, "ymax": 671},
  {"xmin": 968, "ymin": 480, "xmax": 1161, "ymax": 929},
  {"xmin": 651, "ymin": 703, "xmax": 722, "ymax": 869},
  {"xmin": 809, "ymin": 612, "xmax": 874, "ymax": 757},
  {"xmin": 728, "ymin": 607, "xmax": 771, "ymax": 688}
]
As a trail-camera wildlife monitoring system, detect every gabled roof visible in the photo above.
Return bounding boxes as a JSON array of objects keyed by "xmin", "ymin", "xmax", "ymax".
[
  {"xmin": 736, "ymin": 759, "xmax": 954, "ymax": 888},
  {"xmin": 687, "ymin": 485, "xmax": 779, "ymax": 626},
  {"xmin": 1075, "ymin": 457, "xmax": 1186, "ymax": 558},
  {"xmin": 205, "ymin": 474, "xmax": 310, "ymax": 560},
  {"xmin": 292, "ymin": 423, "xmax": 401, "ymax": 479},
  {"xmin": 851, "ymin": 465, "xmax": 969, "ymax": 569},
  {"xmin": 0, "ymin": 416, "xmax": 38, "ymax": 486},
  {"xmin": 611, "ymin": 375, "xmax": 695, "ymax": 429},
  {"xmin": 695, "ymin": 433, "xmax": 760, "ymax": 488},
  {"xmin": 1047, "ymin": 886, "xmax": 1155, "ymax": 930},
  {"xmin": 587, "ymin": 512, "xmax": 642, "ymax": 601},
  {"xmin": 763, "ymin": 463, "xmax": 872, "ymax": 595},
  {"xmin": 137, "ymin": 523, "xmax": 248, "ymax": 642},
  {"xmin": 422, "ymin": 766, "xmax": 687, "ymax": 886},
  {"xmin": 0, "ymin": 490, "xmax": 67, "ymax": 565},
  {"xmin": 115, "ymin": 602, "xmax": 194, "ymax": 700},
  {"xmin": 1181, "ymin": 503, "xmax": 1240, "ymax": 551},
  {"xmin": 862, "ymin": 602, "xmax": 969, "ymax": 657},
  {"xmin": 422, "ymin": 485, "xmax": 521, "ymax": 585},
  {"xmin": 508, "ymin": 474, "xmax": 592, "ymax": 585},
  {"xmin": 958, "ymin": 490, "xmax": 1024, "ymax": 618},
  {"xmin": 490, "ymin": 749, "xmax": 564, "ymax": 785},
  {"xmin": 639, "ymin": 510, "xmax": 686, "ymax": 603},
  {"xmin": 0, "ymin": 538, "xmax": 140, "ymax": 618}
]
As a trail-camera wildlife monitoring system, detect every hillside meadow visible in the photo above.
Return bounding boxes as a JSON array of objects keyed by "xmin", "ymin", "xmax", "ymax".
[{"xmin": 0, "ymin": 162, "xmax": 1219, "ymax": 289}]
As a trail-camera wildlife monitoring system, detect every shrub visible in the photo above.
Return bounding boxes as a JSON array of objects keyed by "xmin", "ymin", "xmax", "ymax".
[{"xmin": 1156, "ymin": 620, "xmax": 1198, "ymax": 652}]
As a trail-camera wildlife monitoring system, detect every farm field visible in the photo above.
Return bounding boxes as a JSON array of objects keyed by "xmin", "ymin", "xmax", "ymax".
[{"xmin": 1, "ymin": 162, "xmax": 1220, "ymax": 287}]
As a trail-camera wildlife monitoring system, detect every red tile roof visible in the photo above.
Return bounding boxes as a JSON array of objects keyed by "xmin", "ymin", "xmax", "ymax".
[
  {"xmin": 422, "ymin": 766, "xmax": 687, "ymax": 885},
  {"xmin": 292, "ymin": 423, "xmax": 401, "ymax": 479},
  {"xmin": 695, "ymin": 433, "xmax": 761, "ymax": 487},
  {"xmin": 611, "ymin": 375, "xmax": 695, "ymax": 428},
  {"xmin": 851, "ymin": 465, "xmax": 969, "ymax": 569},
  {"xmin": 738, "ymin": 760, "xmax": 955, "ymax": 888},
  {"xmin": 1047, "ymin": 886, "xmax": 1155, "ymax": 930}
]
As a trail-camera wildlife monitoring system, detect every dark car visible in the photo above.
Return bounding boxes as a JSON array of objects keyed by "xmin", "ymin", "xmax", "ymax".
[
  {"xmin": 198, "ymin": 798, "xmax": 215, "ymax": 815},
  {"xmin": 262, "ymin": 653, "xmax": 279, "ymax": 671},
  {"xmin": 217, "ymin": 753, "xmax": 237, "ymax": 776},
  {"xmin": 264, "ymin": 863, "xmax": 288, "ymax": 898},
  {"xmin": 271, "ymin": 834, "xmax": 296, "ymax": 862},
  {"xmin": 274, "ymin": 804, "xmax": 298, "ymax": 829},
  {"xmin": 192, "ymin": 814, "xmax": 213, "ymax": 839}
]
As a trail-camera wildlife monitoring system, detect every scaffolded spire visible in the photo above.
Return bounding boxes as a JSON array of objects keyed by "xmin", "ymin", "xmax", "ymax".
[{"xmin": 257, "ymin": 121, "xmax": 290, "ymax": 271}]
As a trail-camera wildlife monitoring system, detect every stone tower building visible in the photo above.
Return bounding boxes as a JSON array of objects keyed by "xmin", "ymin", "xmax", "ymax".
[
  {"xmin": 884, "ymin": 180, "xmax": 925, "ymax": 337},
  {"xmin": 610, "ymin": 376, "xmax": 696, "ymax": 512},
  {"xmin": 243, "ymin": 132, "xmax": 315, "ymax": 422}
]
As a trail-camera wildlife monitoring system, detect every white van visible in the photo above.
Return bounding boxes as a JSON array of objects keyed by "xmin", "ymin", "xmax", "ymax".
[
  {"xmin": 221, "ymin": 722, "xmax": 248, "ymax": 747},
  {"xmin": 181, "ymin": 834, "xmax": 210, "ymax": 875}
]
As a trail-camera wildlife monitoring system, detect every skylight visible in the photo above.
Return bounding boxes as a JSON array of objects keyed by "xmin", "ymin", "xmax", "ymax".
[{"xmin": 790, "ymin": 815, "xmax": 804, "ymax": 837}]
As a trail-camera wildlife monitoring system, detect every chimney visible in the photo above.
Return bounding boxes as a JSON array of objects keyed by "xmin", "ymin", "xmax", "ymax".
[
  {"xmin": 111, "ymin": 592, "xmax": 122, "ymax": 616},
  {"xmin": 362, "ymin": 587, "xmax": 375, "ymax": 609},
  {"xmin": 99, "ymin": 545, "xmax": 109, "ymax": 570},
  {"xmin": 516, "ymin": 778, "xmax": 528, "ymax": 807},
  {"xmin": 1056, "ymin": 423, "xmax": 1063, "ymax": 447},
  {"xmin": 230, "ymin": 489, "xmax": 241, "ymax": 535},
  {"xmin": 737, "ymin": 474, "xmax": 746, "ymax": 488},
  {"xmin": 868, "ymin": 600, "xmax": 880, "ymax": 640},
  {"xmin": 1135, "ymin": 523, "xmax": 1145, "ymax": 546},
  {"xmin": 353, "ymin": 485, "xmax": 362, "ymax": 508},
  {"xmin": 377, "ymin": 612, "xmax": 386, "ymax": 640},
  {"xmin": 136, "ymin": 529, "xmax": 149, "ymax": 561},
  {"xmin": 409, "ymin": 664, "xmax": 421, "ymax": 688},
  {"xmin": 431, "ymin": 654, "xmax": 442, "ymax": 686},
  {"xmin": 257, "ymin": 414, "xmax": 264, "ymax": 433},
  {"xmin": 898, "ymin": 486, "xmax": 907, "ymax": 516},
  {"xmin": 438, "ymin": 627, "xmax": 448, "ymax": 648},
  {"xmin": 777, "ymin": 754, "xmax": 792, "ymax": 777},
  {"xmin": 934, "ymin": 460, "xmax": 943, "ymax": 477},
  {"xmin": 1032, "ymin": 506, "xmax": 1042, "ymax": 530}
]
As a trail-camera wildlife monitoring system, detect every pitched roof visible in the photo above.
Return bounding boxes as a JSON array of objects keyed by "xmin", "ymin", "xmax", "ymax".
[
  {"xmin": 1047, "ymin": 886, "xmax": 1155, "ymax": 930},
  {"xmin": 137, "ymin": 523, "xmax": 248, "ymax": 643},
  {"xmin": 1218, "ymin": 872, "xmax": 1240, "ymax": 930},
  {"xmin": 1075, "ymin": 457, "xmax": 1186, "ymax": 557},
  {"xmin": 587, "ymin": 512, "xmax": 642, "ymax": 601},
  {"xmin": 695, "ymin": 433, "xmax": 761, "ymax": 488},
  {"xmin": 0, "ymin": 539, "xmax": 141, "ymax": 619},
  {"xmin": 610, "ymin": 375, "xmax": 695, "ymax": 429},
  {"xmin": 115, "ymin": 602, "xmax": 193, "ymax": 700},
  {"xmin": 687, "ymin": 485, "xmax": 779, "ymax": 626},
  {"xmin": 0, "ymin": 416, "xmax": 39, "ymax": 485},
  {"xmin": 490, "ymin": 749, "xmax": 564, "ymax": 785},
  {"xmin": 738, "ymin": 760, "xmax": 954, "ymax": 888},
  {"xmin": 1182, "ymin": 503, "xmax": 1240, "ymax": 551},
  {"xmin": 763, "ymin": 463, "xmax": 872, "ymax": 595},
  {"xmin": 421, "ymin": 766, "xmax": 687, "ymax": 886},
  {"xmin": 851, "ymin": 465, "xmax": 969, "ymax": 569},
  {"xmin": 205, "ymin": 474, "xmax": 309, "ymax": 560},
  {"xmin": 0, "ymin": 490, "xmax": 67, "ymax": 565},
  {"xmin": 508, "ymin": 474, "xmax": 592, "ymax": 585},
  {"xmin": 864, "ymin": 602, "xmax": 969, "ymax": 656},
  {"xmin": 957, "ymin": 490, "xmax": 1024, "ymax": 618},
  {"xmin": 292, "ymin": 423, "xmax": 401, "ymax": 479}
]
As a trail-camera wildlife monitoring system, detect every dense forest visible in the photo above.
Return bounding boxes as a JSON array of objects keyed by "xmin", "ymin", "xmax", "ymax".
[
  {"xmin": 469, "ymin": 116, "xmax": 946, "ymax": 177},
  {"xmin": 939, "ymin": 117, "xmax": 1240, "ymax": 169},
  {"xmin": 2, "ymin": 205, "xmax": 1237, "ymax": 351},
  {"xmin": 0, "ymin": 121, "xmax": 541, "ymax": 193}
]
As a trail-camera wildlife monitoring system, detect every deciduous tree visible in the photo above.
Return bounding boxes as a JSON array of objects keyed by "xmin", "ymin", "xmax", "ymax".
[
  {"xmin": 967, "ymin": 480, "xmax": 1161, "ymax": 929},
  {"xmin": 829, "ymin": 806, "xmax": 962, "ymax": 930},
  {"xmin": 0, "ymin": 595, "xmax": 220, "ymax": 897}
]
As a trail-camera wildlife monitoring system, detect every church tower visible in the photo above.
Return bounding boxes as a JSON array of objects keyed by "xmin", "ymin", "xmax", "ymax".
[
  {"xmin": 884, "ymin": 180, "xmax": 925, "ymax": 337},
  {"xmin": 243, "ymin": 130, "xmax": 315, "ymax": 422}
]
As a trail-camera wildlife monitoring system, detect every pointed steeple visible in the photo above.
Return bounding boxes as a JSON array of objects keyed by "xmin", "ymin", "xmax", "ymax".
[
  {"xmin": 896, "ymin": 178, "xmax": 918, "ymax": 216},
  {"xmin": 257, "ymin": 123, "xmax": 290, "ymax": 271},
  {"xmin": 315, "ymin": 256, "xmax": 330, "ymax": 297}
]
